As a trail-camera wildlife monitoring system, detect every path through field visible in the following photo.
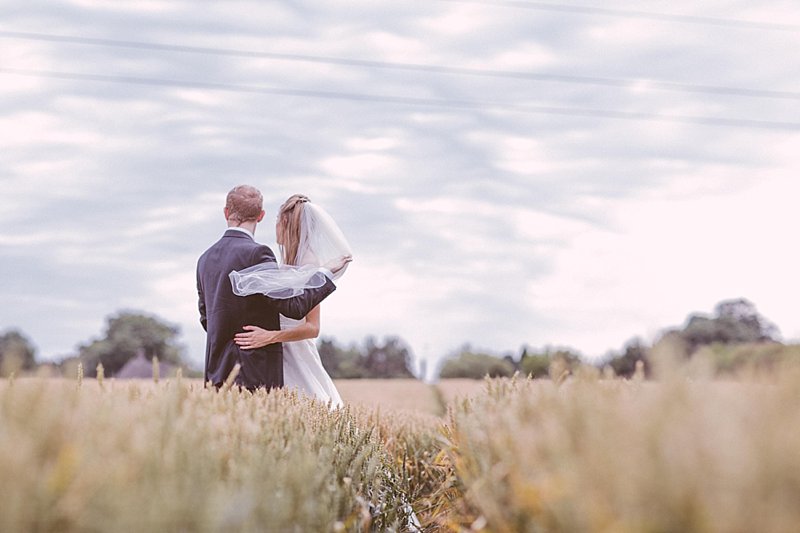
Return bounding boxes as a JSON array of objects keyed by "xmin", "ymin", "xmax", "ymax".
[{"xmin": 334, "ymin": 378, "xmax": 484, "ymax": 414}]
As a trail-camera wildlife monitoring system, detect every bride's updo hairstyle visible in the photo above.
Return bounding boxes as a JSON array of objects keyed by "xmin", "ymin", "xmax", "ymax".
[{"xmin": 277, "ymin": 193, "xmax": 310, "ymax": 266}]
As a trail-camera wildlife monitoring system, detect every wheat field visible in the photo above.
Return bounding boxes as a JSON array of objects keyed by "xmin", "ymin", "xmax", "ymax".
[{"xmin": 2, "ymin": 367, "xmax": 800, "ymax": 532}]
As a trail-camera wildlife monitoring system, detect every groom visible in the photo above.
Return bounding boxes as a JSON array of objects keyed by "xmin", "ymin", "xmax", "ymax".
[{"xmin": 197, "ymin": 185, "xmax": 346, "ymax": 390}]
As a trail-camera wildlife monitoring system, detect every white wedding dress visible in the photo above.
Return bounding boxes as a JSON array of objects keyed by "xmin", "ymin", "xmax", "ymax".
[{"xmin": 281, "ymin": 314, "xmax": 343, "ymax": 408}]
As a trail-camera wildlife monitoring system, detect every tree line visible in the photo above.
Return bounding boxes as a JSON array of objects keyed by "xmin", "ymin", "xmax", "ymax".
[
  {"xmin": 437, "ymin": 298, "xmax": 796, "ymax": 379},
  {"xmin": 0, "ymin": 311, "xmax": 415, "ymax": 380},
  {"xmin": 1, "ymin": 298, "xmax": 796, "ymax": 380}
]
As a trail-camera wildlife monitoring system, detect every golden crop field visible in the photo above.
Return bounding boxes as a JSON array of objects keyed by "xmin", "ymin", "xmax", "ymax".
[{"xmin": 2, "ymin": 368, "xmax": 800, "ymax": 532}]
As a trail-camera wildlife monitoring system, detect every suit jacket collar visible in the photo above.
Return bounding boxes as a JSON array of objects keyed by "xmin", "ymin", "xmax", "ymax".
[{"xmin": 224, "ymin": 227, "xmax": 255, "ymax": 240}]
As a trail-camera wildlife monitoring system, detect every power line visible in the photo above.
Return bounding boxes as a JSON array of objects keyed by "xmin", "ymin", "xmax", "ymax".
[
  {"xmin": 2, "ymin": 67, "xmax": 799, "ymax": 131},
  {"xmin": 1, "ymin": 30, "xmax": 798, "ymax": 101},
  {"xmin": 437, "ymin": 0, "xmax": 800, "ymax": 32}
]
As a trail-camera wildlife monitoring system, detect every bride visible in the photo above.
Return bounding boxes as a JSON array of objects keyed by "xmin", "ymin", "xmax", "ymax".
[{"xmin": 228, "ymin": 194, "xmax": 350, "ymax": 407}]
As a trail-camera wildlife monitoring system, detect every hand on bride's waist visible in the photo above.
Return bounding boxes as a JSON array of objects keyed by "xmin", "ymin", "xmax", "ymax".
[{"xmin": 234, "ymin": 326, "xmax": 281, "ymax": 350}]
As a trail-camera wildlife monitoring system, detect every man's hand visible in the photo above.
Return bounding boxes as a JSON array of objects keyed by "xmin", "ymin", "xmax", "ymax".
[{"xmin": 323, "ymin": 255, "xmax": 353, "ymax": 275}]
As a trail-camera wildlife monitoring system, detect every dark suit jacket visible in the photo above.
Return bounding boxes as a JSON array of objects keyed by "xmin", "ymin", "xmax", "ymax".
[{"xmin": 196, "ymin": 229, "xmax": 336, "ymax": 390}]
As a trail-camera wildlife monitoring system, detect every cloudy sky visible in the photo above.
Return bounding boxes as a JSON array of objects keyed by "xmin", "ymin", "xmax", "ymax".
[{"xmin": 2, "ymin": 0, "xmax": 799, "ymax": 376}]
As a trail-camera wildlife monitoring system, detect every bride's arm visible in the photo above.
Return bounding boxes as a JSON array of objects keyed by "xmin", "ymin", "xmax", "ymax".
[{"xmin": 234, "ymin": 306, "xmax": 321, "ymax": 350}]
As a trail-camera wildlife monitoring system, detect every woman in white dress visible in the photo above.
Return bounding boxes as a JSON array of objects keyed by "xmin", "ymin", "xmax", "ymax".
[{"xmin": 230, "ymin": 194, "xmax": 350, "ymax": 407}]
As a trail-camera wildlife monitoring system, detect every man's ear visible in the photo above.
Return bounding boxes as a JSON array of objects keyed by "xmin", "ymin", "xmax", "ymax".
[
  {"xmin": 256, "ymin": 210, "xmax": 265, "ymax": 222},
  {"xmin": 223, "ymin": 207, "xmax": 230, "ymax": 221}
]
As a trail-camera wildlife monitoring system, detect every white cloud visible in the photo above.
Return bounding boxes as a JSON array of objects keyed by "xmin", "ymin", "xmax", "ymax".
[
  {"xmin": 1, "ymin": 0, "xmax": 799, "ymax": 371},
  {"xmin": 344, "ymin": 135, "xmax": 402, "ymax": 151},
  {"xmin": 319, "ymin": 153, "xmax": 398, "ymax": 179},
  {"xmin": 64, "ymin": 0, "xmax": 189, "ymax": 13},
  {"xmin": 0, "ymin": 112, "xmax": 103, "ymax": 147},
  {"xmin": 526, "ymin": 170, "xmax": 800, "ymax": 356}
]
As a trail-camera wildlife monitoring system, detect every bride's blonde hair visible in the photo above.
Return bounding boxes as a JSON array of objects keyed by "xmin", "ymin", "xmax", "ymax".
[{"xmin": 277, "ymin": 194, "xmax": 310, "ymax": 265}]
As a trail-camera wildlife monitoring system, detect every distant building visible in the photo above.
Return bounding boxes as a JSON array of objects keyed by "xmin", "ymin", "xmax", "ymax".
[{"xmin": 115, "ymin": 351, "xmax": 176, "ymax": 379}]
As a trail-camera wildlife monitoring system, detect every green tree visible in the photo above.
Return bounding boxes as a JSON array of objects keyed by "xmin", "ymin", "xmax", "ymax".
[
  {"xmin": 519, "ymin": 348, "xmax": 583, "ymax": 379},
  {"xmin": 318, "ymin": 336, "xmax": 417, "ymax": 379},
  {"xmin": 716, "ymin": 299, "xmax": 779, "ymax": 340},
  {"xmin": 607, "ymin": 338, "xmax": 650, "ymax": 378},
  {"xmin": 318, "ymin": 337, "xmax": 366, "ymax": 379},
  {"xmin": 0, "ymin": 329, "xmax": 36, "ymax": 377},
  {"xmin": 680, "ymin": 298, "xmax": 778, "ymax": 353},
  {"xmin": 439, "ymin": 346, "xmax": 515, "ymax": 379},
  {"xmin": 626, "ymin": 299, "xmax": 781, "ymax": 376},
  {"xmin": 78, "ymin": 311, "xmax": 185, "ymax": 377},
  {"xmin": 519, "ymin": 352, "xmax": 550, "ymax": 379},
  {"xmin": 362, "ymin": 336, "xmax": 415, "ymax": 379}
]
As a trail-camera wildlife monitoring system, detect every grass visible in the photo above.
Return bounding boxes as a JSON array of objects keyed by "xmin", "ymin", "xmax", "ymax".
[
  {"xmin": 0, "ymin": 378, "xmax": 421, "ymax": 531},
  {"xmin": 436, "ymin": 366, "xmax": 800, "ymax": 532},
  {"xmin": 3, "ymin": 366, "xmax": 800, "ymax": 532}
]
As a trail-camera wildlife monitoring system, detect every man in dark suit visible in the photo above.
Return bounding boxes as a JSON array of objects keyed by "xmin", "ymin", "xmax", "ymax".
[{"xmin": 197, "ymin": 185, "xmax": 347, "ymax": 390}]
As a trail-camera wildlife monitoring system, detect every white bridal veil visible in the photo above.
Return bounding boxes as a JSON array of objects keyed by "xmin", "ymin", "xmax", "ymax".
[{"xmin": 229, "ymin": 202, "xmax": 352, "ymax": 299}]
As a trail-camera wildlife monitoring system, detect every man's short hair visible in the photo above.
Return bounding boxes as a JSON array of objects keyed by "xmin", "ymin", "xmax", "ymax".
[{"xmin": 226, "ymin": 185, "xmax": 263, "ymax": 223}]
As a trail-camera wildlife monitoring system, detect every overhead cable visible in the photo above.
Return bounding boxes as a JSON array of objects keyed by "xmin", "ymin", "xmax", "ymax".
[
  {"xmin": 2, "ymin": 67, "xmax": 799, "ymax": 131},
  {"xmin": 1, "ymin": 30, "xmax": 797, "ymax": 101},
  {"xmin": 436, "ymin": 0, "xmax": 800, "ymax": 32}
]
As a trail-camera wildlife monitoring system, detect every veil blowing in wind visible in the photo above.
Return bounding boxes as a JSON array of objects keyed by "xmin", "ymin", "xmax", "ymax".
[{"xmin": 229, "ymin": 202, "xmax": 352, "ymax": 298}]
